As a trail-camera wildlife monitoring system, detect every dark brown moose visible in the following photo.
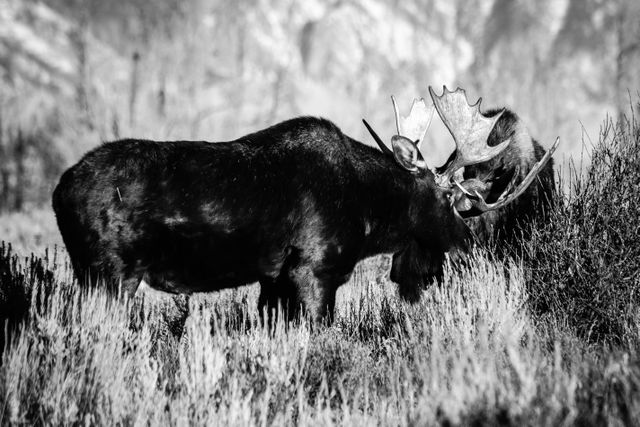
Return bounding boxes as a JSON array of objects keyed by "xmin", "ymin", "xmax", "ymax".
[{"xmin": 53, "ymin": 86, "xmax": 558, "ymax": 324}]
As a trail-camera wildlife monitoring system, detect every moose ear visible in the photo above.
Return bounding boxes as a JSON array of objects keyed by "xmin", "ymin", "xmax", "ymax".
[{"xmin": 391, "ymin": 135, "xmax": 427, "ymax": 172}]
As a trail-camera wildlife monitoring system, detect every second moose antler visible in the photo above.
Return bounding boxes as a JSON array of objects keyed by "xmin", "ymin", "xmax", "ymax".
[{"xmin": 464, "ymin": 137, "xmax": 559, "ymax": 212}]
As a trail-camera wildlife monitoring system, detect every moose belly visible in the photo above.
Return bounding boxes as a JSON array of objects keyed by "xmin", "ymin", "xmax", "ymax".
[{"xmin": 133, "ymin": 220, "xmax": 283, "ymax": 294}]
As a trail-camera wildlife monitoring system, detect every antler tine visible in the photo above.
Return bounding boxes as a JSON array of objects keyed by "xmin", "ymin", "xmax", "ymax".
[
  {"xmin": 391, "ymin": 95, "xmax": 434, "ymax": 149},
  {"xmin": 362, "ymin": 119, "xmax": 393, "ymax": 156},
  {"xmin": 470, "ymin": 137, "xmax": 559, "ymax": 212},
  {"xmin": 391, "ymin": 95, "xmax": 402, "ymax": 136},
  {"xmin": 429, "ymin": 85, "xmax": 510, "ymax": 182}
]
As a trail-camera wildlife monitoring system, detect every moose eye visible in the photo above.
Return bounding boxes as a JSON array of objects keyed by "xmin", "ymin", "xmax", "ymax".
[{"xmin": 444, "ymin": 191, "xmax": 455, "ymax": 206}]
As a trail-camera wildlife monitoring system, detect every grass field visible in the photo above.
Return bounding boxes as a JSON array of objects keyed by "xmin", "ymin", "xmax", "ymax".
[{"xmin": 1, "ymin": 117, "xmax": 640, "ymax": 426}]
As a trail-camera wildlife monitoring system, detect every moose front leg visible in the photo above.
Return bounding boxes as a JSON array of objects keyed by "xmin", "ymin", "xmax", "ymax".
[
  {"xmin": 287, "ymin": 263, "xmax": 345, "ymax": 325},
  {"xmin": 391, "ymin": 240, "xmax": 443, "ymax": 302},
  {"xmin": 258, "ymin": 275, "xmax": 300, "ymax": 327}
]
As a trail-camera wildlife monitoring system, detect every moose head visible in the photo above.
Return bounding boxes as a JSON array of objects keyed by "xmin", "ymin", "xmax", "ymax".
[{"xmin": 362, "ymin": 86, "xmax": 559, "ymax": 298}]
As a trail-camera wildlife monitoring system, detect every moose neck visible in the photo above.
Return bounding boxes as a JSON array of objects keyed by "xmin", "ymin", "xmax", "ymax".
[{"xmin": 347, "ymin": 138, "xmax": 423, "ymax": 256}]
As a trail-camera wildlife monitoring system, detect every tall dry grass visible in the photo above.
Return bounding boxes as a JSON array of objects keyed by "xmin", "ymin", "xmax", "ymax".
[
  {"xmin": 1, "ymin": 247, "xmax": 638, "ymax": 426},
  {"xmin": 3, "ymin": 114, "xmax": 640, "ymax": 425}
]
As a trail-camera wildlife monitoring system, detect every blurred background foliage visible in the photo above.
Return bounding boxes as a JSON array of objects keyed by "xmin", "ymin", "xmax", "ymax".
[{"xmin": 0, "ymin": 0, "xmax": 638, "ymax": 211}]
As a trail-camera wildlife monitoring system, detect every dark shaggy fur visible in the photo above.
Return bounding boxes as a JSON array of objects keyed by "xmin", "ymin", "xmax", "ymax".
[
  {"xmin": 53, "ymin": 117, "xmax": 471, "ymax": 323},
  {"xmin": 461, "ymin": 108, "xmax": 555, "ymax": 245}
]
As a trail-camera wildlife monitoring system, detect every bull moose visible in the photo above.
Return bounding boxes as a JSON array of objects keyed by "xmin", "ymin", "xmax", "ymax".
[
  {"xmin": 52, "ymin": 86, "xmax": 558, "ymax": 323},
  {"xmin": 385, "ymin": 88, "xmax": 558, "ymax": 289}
]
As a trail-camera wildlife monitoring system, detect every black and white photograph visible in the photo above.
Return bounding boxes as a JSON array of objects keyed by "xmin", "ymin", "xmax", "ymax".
[{"xmin": 0, "ymin": 0, "xmax": 639, "ymax": 425}]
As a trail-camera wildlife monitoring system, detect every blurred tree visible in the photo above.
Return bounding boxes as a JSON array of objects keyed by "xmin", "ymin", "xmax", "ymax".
[
  {"xmin": 613, "ymin": 0, "xmax": 640, "ymax": 119},
  {"xmin": 551, "ymin": 0, "xmax": 640, "ymax": 120},
  {"xmin": 553, "ymin": 0, "xmax": 604, "ymax": 55}
]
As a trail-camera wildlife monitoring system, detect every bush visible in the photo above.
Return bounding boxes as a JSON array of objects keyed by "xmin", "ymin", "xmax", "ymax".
[
  {"xmin": 523, "ymin": 116, "xmax": 640, "ymax": 344},
  {"xmin": 0, "ymin": 242, "xmax": 56, "ymax": 354}
]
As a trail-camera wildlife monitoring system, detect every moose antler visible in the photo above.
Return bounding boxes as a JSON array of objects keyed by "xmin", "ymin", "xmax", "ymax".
[
  {"xmin": 391, "ymin": 96, "xmax": 434, "ymax": 149},
  {"xmin": 428, "ymin": 86, "xmax": 510, "ymax": 183},
  {"xmin": 364, "ymin": 86, "xmax": 559, "ymax": 217},
  {"xmin": 466, "ymin": 137, "xmax": 560, "ymax": 212},
  {"xmin": 362, "ymin": 96, "xmax": 434, "ymax": 158}
]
